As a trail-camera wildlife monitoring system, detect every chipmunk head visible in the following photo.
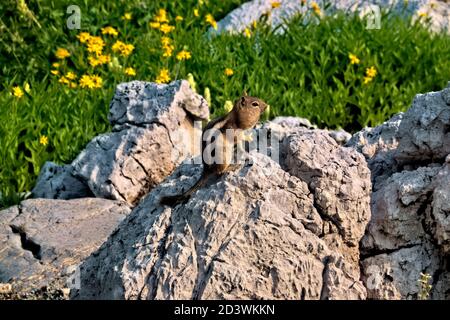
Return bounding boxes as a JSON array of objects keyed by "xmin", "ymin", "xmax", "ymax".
[{"xmin": 236, "ymin": 92, "xmax": 267, "ymax": 114}]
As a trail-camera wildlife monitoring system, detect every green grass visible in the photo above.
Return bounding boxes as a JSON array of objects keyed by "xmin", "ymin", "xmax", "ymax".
[{"xmin": 1, "ymin": 0, "xmax": 450, "ymax": 208}]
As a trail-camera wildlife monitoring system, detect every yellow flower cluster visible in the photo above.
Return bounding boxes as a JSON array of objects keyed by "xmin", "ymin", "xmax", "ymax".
[
  {"xmin": 122, "ymin": 13, "xmax": 132, "ymax": 21},
  {"xmin": 86, "ymin": 36, "xmax": 105, "ymax": 55},
  {"xmin": 55, "ymin": 48, "xmax": 70, "ymax": 59},
  {"xmin": 205, "ymin": 14, "xmax": 217, "ymax": 30},
  {"xmin": 88, "ymin": 54, "xmax": 111, "ymax": 67},
  {"xmin": 161, "ymin": 36, "xmax": 174, "ymax": 57},
  {"xmin": 363, "ymin": 66, "xmax": 377, "ymax": 84},
  {"xmin": 311, "ymin": 2, "xmax": 321, "ymax": 15},
  {"xmin": 101, "ymin": 26, "xmax": 119, "ymax": 37},
  {"xmin": 348, "ymin": 53, "xmax": 360, "ymax": 65},
  {"xmin": 39, "ymin": 135, "xmax": 49, "ymax": 146},
  {"xmin": 224, "ymin": 68, "xmax": 234, "ymax": 76},
  {"xmin": 79, "ymin": 74, "xmax": 103, "ymax": 89},
  {"xmin": 244, "ymin": 28, "xmax": 251, "ymax": 38},
  {"xmin": 160, "ymin": 23, "xmax": 175, "ymax": 34},
  {"xmin": 149, "ymin": 9, "xmax": 175, "ymax": 34},
  {"xmin": 124, "ymin": 67, "xmax": 136, "ymax": 76},
  {"xmin": 112, "ymin": 40, "xmax": 135, "ymax": 57},
  {"xmin": 12, "ymin": 86, "xmax": 24, "ymax": 98},
  {"xmin": 155, "ymin": 68, "xmax": 171, "ymax": 84},
  {"xmin": 58, "ymin": 71, "xmax": 78, "ymax": 88},
  {"xmin": 176, "ymin": 50, "xmax": 192, "ymax": 61},
  {"xmin": 77, "ymin": 32, "xmax": 91, "ymax": 43}
]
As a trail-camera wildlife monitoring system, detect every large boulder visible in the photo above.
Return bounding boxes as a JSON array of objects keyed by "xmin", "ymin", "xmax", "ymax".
[
  {"xmin": 73, "ymin": 129, "xmax": 371, "ymax": 300},
  {"xmin": 348, "ymin": 83, "xmax": 450, "ymax": 300},
  {"xmin": 0, "ymin": 198, "xmax": 130, "ymax": 298},
  {"xmin": 33, "ymin": 80, "xmax": 209, "ymax": 205}
]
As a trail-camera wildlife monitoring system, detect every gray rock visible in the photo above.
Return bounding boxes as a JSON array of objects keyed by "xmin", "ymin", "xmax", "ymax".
[
  {"xmin": 211, "ymin": 0, "xmax": 450, "ymax": 36},
  {"xmin": 72, "ymin": 80, "xmax": 209, "ymax": 205},
  {"xmin": 261, "ymin": 116, "xmax": 351, "ymax": 145},
  {"xmin": 361, "ymin": 242, "xmax": 443, "ymax": 299},
  {"xmin": 346, "ymin": 113, "xmax": 403, "ymax": 188},
  {"xmin": 32, "ymin": 162, "xmax": 92, "ymax": 200},
  {"xmin": 73, "ymin": 151, "xmax": 368, "ymax": 300},
  {"xmin": 0, "ymin": 198, "xmax": 130, "ymax": 296},
  {"xmin": 361, "ymin": 166, "xmax": 440, "ymax": 253},
  {"xmin": 394, "ymin": 87, "xmax": 450, "ymax": 165},
  {"xmin": 429, "ymin": 163, "xmax": 450, "ymax": 254},
  {"xmin": 283, "ymin": 130, "xmax": 371, "ymax": 249},
  {"xmin": 328, "ymin": 129, "xmax": 352, "ymax": 145}
]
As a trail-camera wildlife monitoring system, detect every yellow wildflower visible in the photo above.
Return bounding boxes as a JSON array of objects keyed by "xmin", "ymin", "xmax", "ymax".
[
  {"xmin": 59, "ymin": 76, "xmax": 70, "ymax": 84},
  {"xmin": 155, "ymin": 9, "xmax": 169, "ymax": 23},
  {"xmin": 366, "ymin": 66, "xmax": 377, "ymax": 78},
  {"xmin": 12, "ymin": 86, "xmax": 24, "ymax": 98},
  {"xmin": 348, "ymin": 53, "xmax": 360, "ymax": 65},
  {"xmin": 194, "ymin": 9, "xmax": 199, "ymax": 17},
  {"xmin": 244, "ymin": 28, "xmax": 251, "ymax": 38},
  {"xmin": 91, "ymin": 75, "xmax": 103, "ymax": 88},
  {"xmin": 161, "ymin": 36, "xmax": 172, "ymax": 47},
  {"xmin": 112, "ymin": 41, "xmax": 134, "ymax": 57},
  {"xmin": 163, "ymin": 46, "xmax": 174, "ymax": 57},
  {"xmin": 205, "ymin": 14, "xmax": 217, "ymax": 29},
  {"xmin": 176, "ymin": 50, "xmax": 192, "ymax": 61},
  {"xmin": 161, "ymin": 37, "xmax": 174, "ymax": 57},
  {"xmin": 122, "ymin": 13, "xmax": 132, "ymax": 20},
  {"xmin": 155, "ymin": 68, "xmax": 171, "ymax": 84},
  {"xmin": 150, "ymin": 22, "xmax": 161, "ymax": 29},
  {"xmin": 86, "ymin": 36, "xmax": 105, "ymax": 55},
  {"xmin": 121, "ymin": 44, "xmax": 134, "ymax": 56},
  {"xmin": 55, "ymin": 48, "xmax": 70, "ymax": 59},
  {"xmin": 160, "ymin": 23, "xmax": 175, "ymax": 34},
  {"xmin": 125, "ymin": 67, "xmax": 136, "ymax": 76},
  {"xmin": 363, "ymin": 76, "xmax": 373, "ymax": 85},
  {"xmin": 418, "ymin": 11, "xmax": 427, "ymax": 18},
  {"xmin": 311, "ymin": 1, "xmax": 321, "ymax": 15},
  {"xmin": 39, "ymin": 135, "xmax": 48, "ymax": 146},
  {"xmin": 252, "ymin": 20, "xmax": 257, "ymax": 29},
  {"xmin": 52, "ymin": 62, "xmax": 60, "ymax": 68},
  {"xmin": 224, "ymin": 68, "xmax": 234, "ymax": 76},
  {"xmin": 175, "ymin": 15, "xmax": 183, "ymax": 22},
  {"xmin": 69, "ymin": 82, "xmax": 78, "ymax": 89},
  {"xmin": 79, "ymin": 75, "xmax": 95, "ymax": 89},
  {"xmin": 77, "ymin": 32, "xmax": 91, "ymax": 43},
  {"xmin": 271, "ymin": 1, "xmax": 281, "ymax": 9},
  {"xmin": 66, "ymin": 72, "xmax": 77, "ymax": 80},
  {"xmin": 51, "ymin": 70, "xmax": 59, "ymax": 75},
  {"xmin": 101, "ymin": 26, "xmax": 119, "ymax": 37}
]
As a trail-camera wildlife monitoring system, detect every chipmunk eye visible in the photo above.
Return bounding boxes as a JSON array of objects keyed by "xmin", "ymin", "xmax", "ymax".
[{"xmin": 251, "ymin": 101, "xmax": 259, "ymax": 107}]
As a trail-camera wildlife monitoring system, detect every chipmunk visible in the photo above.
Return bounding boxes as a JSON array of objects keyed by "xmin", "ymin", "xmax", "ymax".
[{"xmin": 159, "ymin": 93, "xmax": 267, "ymax": 206}]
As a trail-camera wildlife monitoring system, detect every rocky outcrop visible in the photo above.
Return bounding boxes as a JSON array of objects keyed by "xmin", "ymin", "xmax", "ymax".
[
  {"xmin": 262, "ymin": 116, "xmax": 352, "ymax": 145},
  {"xmin": 31, "ymin": 162, "xmax": 92, "ymax": 200},
  {"xmin": 348, "ymin": 83, "xmax": 450, "ymax": 300},
  {"xmin": 33, "ymin": 80, "xmax": 208, "ymax": 206},
  {"xmin": 211, "ymin": 0, "xmax": 450, "ymax": 36},
  {"xmin": 73, "ymin": 128, "xmax": 371, "ymax": 299},
  {"xmin": 0, "ymin": 198, "xmax": 130, "ymax": 297}
]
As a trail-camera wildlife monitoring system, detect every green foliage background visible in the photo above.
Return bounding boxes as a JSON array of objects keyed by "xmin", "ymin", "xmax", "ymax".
[{"xmin": 1, "ymin": 0, "xmax": 450, "ymax": 208}]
